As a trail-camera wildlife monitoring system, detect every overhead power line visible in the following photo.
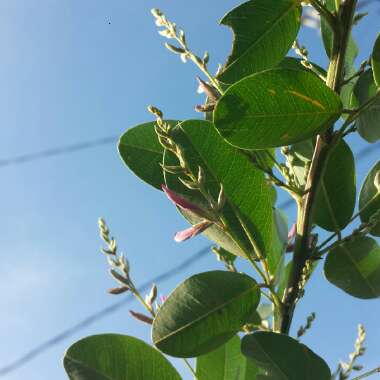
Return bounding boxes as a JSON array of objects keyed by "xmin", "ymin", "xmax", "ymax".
[
  {"xmin": 0, "ymin": 135, "xmax": 118, "ymax": 168},
  {"xmin": 0, "ymin": 245, "xmax": 210, "ymax": 377}
]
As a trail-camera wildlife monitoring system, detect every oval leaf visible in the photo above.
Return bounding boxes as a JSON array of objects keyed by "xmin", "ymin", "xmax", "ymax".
[
  {"xmin": 214, "ymin": 68, "xmax": 342, "ymax": 149},
  {"xmin": 196, "ymin": 335, "xmax": 260, "ymax": 380},
  {"xmin": 324, "ymin": 236, "xmax": 380, "ymax": 299},
  {"xmin": 118, "ymin": 120, "xmax": 179, "ymax": 189},
  {"xmin": 64, "ymin": 334, "xmax": 181, "ymax": 380},
  {"xmin": 218, "ymin": 0, "xmax": 301, "ymax": 84},
  {"xmin": 359, "ymin": 160, "xmax": 380, "ymax": 236},
  {"xmin": 351, "ymin": 70, "xmax": 380, "ymax": 143},
  {"xmin": 372, "ymin": 33, "xmax": 380, "ymax": 87},
  {"xmin": 164, "ymin": 120, "xmax": 282, "ymax": 267},
  {"xmin": 152, "ymin": 271, "xmax": 260, "ymax": 358},
  {"xmin": 313, "ymin": 140, "xmax": 356, "ymax": 231},
  {"xmin": 241, "ymin": 332, "xmax": 331, "ymax": 380}
]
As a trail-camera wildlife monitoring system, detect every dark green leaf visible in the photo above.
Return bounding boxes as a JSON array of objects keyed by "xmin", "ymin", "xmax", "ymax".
[
  {"xmin": 152, "ymin": 271, "xmax": 260, "ymax": 358},
  {"xmin": 196, "ymin": 335, "xmax": 260, "ymax": 380},
  {"xmin": 164, "ymin": 120, "xmax": 282, "ymax": 265},
  {"xmin": 371, "ymin": 33, "xmax": 380, "ymax": 87},
  {"xmin": 241, "ymin": 332, "xmax": 331, "ymax": 380},
  {"xmin": 118, "ymin": 121, "xmax": 179, "ymax": 189},
  {"xmin": 313, "ymin": 140, "xmax": 356, "ymax": 231},
  {"xmin": 359, "ymin": 160, "xmax": 380, "ymax": 236},
  {"xmin": 218, "ymin": 0, "xmax": 301, "ymax": 84},
  {"xmin": 324, "ymin": 236, "xmax": 380, "ymax": 299},
  {"xmin": 214, "ymin": 68, "xmax": 342, "ymax": 149},
  {"xmin": 351, "ymin": 70, "xmax": 380, "ymax": 143},
  {"xmin": 63, "ymin": 334, "xmax": 181, "ymax": 380}
]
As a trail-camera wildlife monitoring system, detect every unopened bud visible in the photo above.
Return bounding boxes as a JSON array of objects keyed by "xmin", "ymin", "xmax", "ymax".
[
  {"xmin": 108, "ymin": 286, "xmax": 129, "ymax": 295},
  {"xmin": 147, "ymin": 105, "xmax": 163, "ymax": 119},
  {"xmin": 146, "ymin": 284, "xmax": 158, "ymax": 306},
  {"xmin": 196, "ymin": 76, "xmax": 219, "ymax": 101},
  {"xmin": 197, "ymin": 166, "xmax": 205, "ymax": 186},
  {"xmin": 178, "ymin": 177, "xmax": 199, "ymax": 190},
  {"xmin": 165, "ymin": 43, "xmax": 185, "ymax": 54},
  {"xmin": 374, "ymin": 171, "xmax": 380, "ymax": 192},
  {"xmin": 217, "ymin": 185, "xmax": 226, "ymax": 210},
  {"xmin": 203, "ymin": 51, "xmax": 210, "ymax": 65},
  {"xmin": 151, "ymin": 8, "xmax": 163, "ymax": 18},
  {"xmin": 129, "ymin": 310, "xmax": 154, "ymax": 325},
  {"xmin": 195, "ymin": 103, "xmax": 215, "ymax": 113},
  {"xmin": 110, "ymin": 269, "xmax": 130, "ymax": 286}
]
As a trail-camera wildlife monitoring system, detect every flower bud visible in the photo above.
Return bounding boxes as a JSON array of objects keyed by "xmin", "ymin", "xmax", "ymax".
[
  {"xmin": 174, "ymin": 220, "xmax": 212, "ymax": 242},
  {"xmin": 374, "ymin": 171, "xmax": 380, "ymax": 192},
  {"xmin": 129, "ymin": 310, "xmax": 154, "ymax": 325}
]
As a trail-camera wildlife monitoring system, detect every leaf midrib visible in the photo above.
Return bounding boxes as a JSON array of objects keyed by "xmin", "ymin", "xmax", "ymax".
[{"xmin": 154, "ymin": 285, "xmax": 257, "ymax": 345}]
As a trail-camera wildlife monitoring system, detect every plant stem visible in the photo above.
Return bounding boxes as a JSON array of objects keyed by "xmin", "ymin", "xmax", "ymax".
[
  {"xmin": 351, "ymin": 367, "xmax": 380, "ymax": 380},
  {"xmin": 279, "ymin": 0, "xmax": 357, "ymax": 334}
]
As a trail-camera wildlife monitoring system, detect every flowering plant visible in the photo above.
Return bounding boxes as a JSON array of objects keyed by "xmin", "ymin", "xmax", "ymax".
[{"xmin": 63, "ymin": 1, "xmax": 380, "ymax": 379}]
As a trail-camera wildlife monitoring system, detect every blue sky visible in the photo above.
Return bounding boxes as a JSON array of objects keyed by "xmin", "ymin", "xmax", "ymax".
[{"xmin": 0, "ymin": 1, "xmax": 379, "ymax": 379}]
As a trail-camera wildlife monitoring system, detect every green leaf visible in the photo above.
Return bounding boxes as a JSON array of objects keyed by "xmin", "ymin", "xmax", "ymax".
[
  {"xmin": 241, "ymin": 332, "xmax": 331, "ymax": 380},
  {"xmin": 351, "ymin": 70, "xmax": 380, "ymax": 143},
  {"xmin": 118, "ymin": 121, "xmax": 179, "ymax": 190},
  {"xmin": 359, "ymin": 160, "xmax": 380, "ymax": 236},
  {"xmin": 196, "ymin": 335, "xmax": 260, "ymax": 380},
  {"xmin": 278, "ymin": 57, "xmax": 326, "ymax": 78},
  {"xmin": 371, "ymin": 33, "xmax": 380, "ymax": 87},
  {"xmin": 213, "ymin": 68, "xmax": 342, "ymax": 150},
  {"xmin": 63, "ymin": 334, "xmax": 181, "ymax": 380},
  {"xmin": 313, "ymin": 140, "xmax": 356, "ymax": 231},
  {"xmin": 218, "ymin": 0, "xmax": 302, "ymax": 84},
  {"xmin": 324, "ymin": 236, "xmax": 380, "ymax": 299},
  {"xmin": 152, "ymin": 271, "xmax": 260, "ymax": 358},
  {"xmin": 164, "ymin": 120, "xmax": 282, "ymax": 266}
]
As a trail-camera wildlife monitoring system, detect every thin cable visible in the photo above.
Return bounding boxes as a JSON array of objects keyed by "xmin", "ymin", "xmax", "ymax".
[
  {"xmin": 0, "ymin": 135, "xmax": 118, "ymax": 168},
  {"xmin": 0, "ymin": 245, "xmax": 210, "ymax": 377}
]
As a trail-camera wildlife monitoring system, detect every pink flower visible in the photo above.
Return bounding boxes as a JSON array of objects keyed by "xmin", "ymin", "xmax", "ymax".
[
  {"xmin": 288, "ymin": 223, "xmax": 297, "ymax": 243},
  {"xmin": 174, "ymin": 220, "xmax": 212, "ymax": 242},
  {"xmin": 162, "ymin": 185, "xmax": 203, "ymax": 215}
]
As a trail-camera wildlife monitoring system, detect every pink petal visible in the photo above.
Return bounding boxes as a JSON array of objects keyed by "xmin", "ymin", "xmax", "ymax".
[
  {"xmin": 162, "ymin": 185, "xmax": 203, "ymax": 214},
  {"xmin": 174, "ymin": 221, "xmax": 212, "ymax": 242},
  {"xmin": 288, "ymin": 223, "xmax": 297, "ymax": 242}
]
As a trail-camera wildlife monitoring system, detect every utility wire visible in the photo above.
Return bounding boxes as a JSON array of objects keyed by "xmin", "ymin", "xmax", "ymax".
[
  {"xmin": 0, "ymin": 135, "xmax": 119, "ymax": 168},
  {"xmin": 0, "ymin": 245, "xmax": 211, "ymax": 377}
]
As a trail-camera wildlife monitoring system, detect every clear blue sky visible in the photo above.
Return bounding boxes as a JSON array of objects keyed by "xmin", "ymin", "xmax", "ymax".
[{"xmin": 0, "ymin": 1, "xmax": 379, "ymax": 379}]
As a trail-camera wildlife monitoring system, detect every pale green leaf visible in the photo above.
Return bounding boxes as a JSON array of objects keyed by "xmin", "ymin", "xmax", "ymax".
[
  {"xmin": 241, "ymin": 332, "xmax": 331, "ymax": 380},
  {"xmin": 64, "ymin": 334, "xmax": 181, "ymax": 380},
  {"xmin": 214, "ymin": 68, "xmax": 342, "ymax": 149},
  {"xmin": 324, "ymin": 236, "xmax": 380, "ymax": 299},
  {"xmin": 218, "ymin": 0, "xmax": 302, "ymax": 84}
]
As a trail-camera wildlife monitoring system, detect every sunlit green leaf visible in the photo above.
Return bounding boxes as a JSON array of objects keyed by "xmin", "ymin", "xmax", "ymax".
[
  {"xmin": 241, "ymin": 332, "xmax": 331, "ymax": 380},
  {"xmin": 218, "ymin": 0, "xmax": 301, "ymax": 84},
  {"xmin": 118, "ymin": 121, "xmax": 179, "ymax": 189},
  {"xmin": 214, "ymin": 69, "xmax": 342, "ymax": 149},
  {"xmin": 152, "ymin": 271, "xmax": 260, "ymax": 358},
  {"xmin": 351, "ymin": 70, "xmax": 380, "ymax": 143},
  {"xmin": 372, "ymin": 33, "xmax": 380, "ymax": 87},
  {"xmin": 359, "ymin": 160, "xmax": 380, "ymax": 236},
  {"xmin": 324, "ymin": 236, "xmax": 380, "ymax": 299},
  {"xmin": 196, "ymin": 335, "xmax": 260, "ymax": 380},
  {"xmin": 64, "ymin": 334, "xmax": 181, "ymax": 380}
]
